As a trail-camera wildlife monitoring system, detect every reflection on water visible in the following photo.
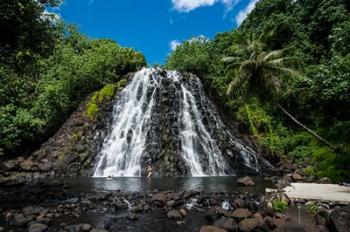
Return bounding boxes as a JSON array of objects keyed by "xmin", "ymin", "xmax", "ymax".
[{"xmin": 61, "ymin": 176, "xmax": 272, "ymax": 194}]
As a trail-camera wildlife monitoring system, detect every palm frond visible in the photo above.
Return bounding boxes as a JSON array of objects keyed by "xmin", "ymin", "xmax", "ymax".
[
  {"xmin": 263, "ymin": 49, "xmax": 285, "ymax": 62},
  {"xmin": 265, "ymin": 65, "xmax": 299, "ymax": 77},
  {"xmin": 239, "ymin": 60, "xmax": 255, "ymax": 73},
  {"xmin": 222, "ymin": 56, "xmax": 241, "ymax": 63},
  {"xmin": 226, "ymin": 74, "xmax": 247, "ymax": 95},
  {"xmin": 224, "ymin": 62, "xmax": 242, "ymax": 74}
]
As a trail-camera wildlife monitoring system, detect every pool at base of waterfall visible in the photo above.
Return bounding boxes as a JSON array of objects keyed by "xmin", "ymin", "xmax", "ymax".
[
  {"xmin": 58, "ymin": 176, "xmax": 272, "ymax": 194},
  {"xmin": 0, "ymin": 176, "xmax": 273, "ymax": 232}
]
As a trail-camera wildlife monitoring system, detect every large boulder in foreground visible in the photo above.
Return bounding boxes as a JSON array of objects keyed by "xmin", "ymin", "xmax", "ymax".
[{"xmin": 330, "ymin": 205, "xmax": 350, "ymax": 232}]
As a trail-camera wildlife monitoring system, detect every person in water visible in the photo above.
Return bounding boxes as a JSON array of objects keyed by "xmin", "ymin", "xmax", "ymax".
[
  {"xmin": 147, "ymin": 165, "xmax": 153, "ymax": 178},
  {"xmin": 106, "ymin": 175, "xmax": 112, "ymax": 180}
]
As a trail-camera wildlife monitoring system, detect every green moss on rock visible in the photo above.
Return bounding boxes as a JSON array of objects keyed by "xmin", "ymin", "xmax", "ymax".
[{"xmin": 85, "ymin": 78, "xmax": 128, "ymax": 120}]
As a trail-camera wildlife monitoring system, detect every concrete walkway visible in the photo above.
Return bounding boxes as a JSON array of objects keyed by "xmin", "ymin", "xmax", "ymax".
[{"xmin": 283, "ymin": 183, "xmax": 350, "ymax": 203}]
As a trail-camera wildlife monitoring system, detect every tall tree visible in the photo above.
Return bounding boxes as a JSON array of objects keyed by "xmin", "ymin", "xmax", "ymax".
[{"xmin": 223, "ymin": 32, "xmax": 337, "ymax": 151}]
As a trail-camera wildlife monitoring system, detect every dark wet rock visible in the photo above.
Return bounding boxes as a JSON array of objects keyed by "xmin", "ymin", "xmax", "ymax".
[
  {"xmin": 239, "ymin": 218, "xmax": 261, "ymax": 232},
  {"xmin": 214, "ymin": 217, "xmax": 237, "ymax": 232},
  {"xmin": 131, "ymin": 203, "xmax": 144, "ymax": 212},
  {"xmin": 291, "ymin": 172, "xmax": 304, "ymax": 181},
  {"xmin": 231, "ymin": 208, "xmax": 252, "ymax": 219},
  {"xmin": 167, "ymin": 200, "xmax": 176, "ymax": 207},
  {"xmin": 14, "ymin": 213, "xmax": 30, "ymax": 226},
  {"xmin": 205, "ymin": 207, "xmax": 229, "ymax": 222},
  {"xmin": 179, "ymin": 208, "xmax": 187, "ymax": 217},
  {"xmin": 273, "ymin": 223, "xmax": 308, "ymax": 232},
  {"xmin": 316, "ymin": 225, "xmax": 329, "ymax": 232},
  {"xmin": 263, "ymin": 216, "xmax": 275, "ymax": 230},
  {"xmin": 330, "ymin": 205, "xmax": 350, "ymax": 232},
  {"xmin": 22, "ymin": 206, "xmax": 45, "ymax": 216},
  {"xmin": 315, "ymin": 214, "xmax": 327, "ymax": 226},
  {"xmin": 183, "ymin": 190, "xmax": 197, "ymax": 199},
  {"xmin": 252, "ymin": 212, "xmax": 264, "ymax": 226},
  {"xmin": 199, "ymin": 225, "xmax": 228, "ymax": 232},
  {"xmin": 167, "ymin": 209, "xmax": 182, "ymax": 219},
  {"xmin": 272, "ymin": 217, "xmax": 285, "ymax": 228},
  {"xmin": 19, "ymin": 160, "xmax": 39, "ymax": 171},
  {"xmin": 90, "ymin": 229, "xmax": 108, "ymax": 232},
  {"xmin": 127, "ymin": 212, "xmax": 137, "ymax": 220},
  {"xmin": 28, "ymin": 223, "xmax": 48, "ymax": 232},
  {"xmin": 151, "ymin": 192, "xmax": 167, "ymax": 204},
  {"xmin": 237, "ymin": 176, "xmax": 255, "ymax": 186},
  {"xmin": 80, "ymin": 223, "xmax": 92, "ymax": 231},
  {"xmin": 233, "ymin": 198, "xmax": 245, "ymax": 208}
]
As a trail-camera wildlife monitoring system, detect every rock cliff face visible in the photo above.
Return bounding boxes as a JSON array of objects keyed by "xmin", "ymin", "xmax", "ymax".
[
  {"xmin": 93, "ymin": 68, "xmax": 274, "ymax": 177},
  {"xmin": 0, "ymin": 68, "xmax": 274, "ymax": 182}
]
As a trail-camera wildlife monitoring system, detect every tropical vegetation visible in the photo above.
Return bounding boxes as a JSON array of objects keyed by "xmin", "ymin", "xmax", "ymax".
[
  {"xmin": 166, "ymin": 0, "xmax": 350, "ymax": 181},
  {"xmin": 0, "ymin": 0, "xmax": 146, "ymax": 157}
]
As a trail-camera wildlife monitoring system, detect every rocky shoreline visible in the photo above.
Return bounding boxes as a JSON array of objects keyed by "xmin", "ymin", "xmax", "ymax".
[{"xmin": 0, "ymin": 177, "xmax": 349, "ymax": 232}]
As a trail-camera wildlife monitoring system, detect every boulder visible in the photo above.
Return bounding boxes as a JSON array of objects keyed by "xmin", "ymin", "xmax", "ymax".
[
  {"xmin": 239, "ymin": 218, "xmax": 260, "ymax": 232},
  {"xmin": 28, "ymin": 223, "xmax": 48, "ymax": 232},
  {"xmin": 237, "ymin": 176, "xmax": 255, "ymax": 186},
  {"xmin": 167, "ymin": 210, "xmax": 182, "ymax": 219},
  {"xmin": 167, "ymin": 200, "xmax": 176, "ymax": 208},
  {"xmin": 273, "ymin": 223, "xmax": 308, "ymax": 232},
  {"xmin": 291, "ymin": 172, "xmax": 304, "ymax": 181},
  {"xmin": 263, "ymin": 216, "xmax": 274, "ymax": 230},
  {"xmin": 205, "ymin": 207, "xmax": 229, "ymax": 222},
  {"xmin": 319, "ymin": 177, "xmax": 332, "ymax": 184},
  {"xmin": 330, "ymin": 205, "xmax": 350, "ymax": 232},
  {"xmin": 231, "ymin": 208, "xmax": 252, "ymax": 219},
  {"xmin": 90, "ymin": 229, "xmax": 108, "ymax": 232},
  {"xmin": 80, "ymin": 223, "xmax": 93, "ymax": 231},
  {"xmin": 131, "ymin": 203, "xmax": 144, "ymax": 213},
  {"xmin": 214, "ymin": 217, "xmax": 237, "ymax": 232},
  {"xmin": 127, "ymin": 212, "xmax": 137, "ymax": 220},
  {"xmin": 252, "ymin": 212, "xmax": 264, "ymax": 226},
  {"xmin": 19, "ymin": 160, "xmax": 38, "ymax": 171},
  {"xmin": 233, "ymin": 198, "xmax": 245, "ymax": 208},
  {"xmin": 14, "ymin": 213, "xmax": 29, "ymax": 227},
  {"xmin": 179, "ymin": 208, "xmax": 187, "ymax": 217},
  {"xmin": 22, "ymin": 206, "xmax": 45, "ymax": 216},
  {"xmin": 151, "ymin": 192, "xmax": 167, "ymax": 204},
  {"xmin": 0, "ymin": 227, "xmax": 3, "ymax": 232},
  {"xmin": 199, "ymin": 225, "xmax": 228, "ymax": 232}
]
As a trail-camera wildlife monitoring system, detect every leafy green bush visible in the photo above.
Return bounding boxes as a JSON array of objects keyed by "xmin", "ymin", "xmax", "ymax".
[
  {"xmin": 306, "ymin": 202, "xmax": 318, "ymax": 215},
  {"xmin": 272, "ymin": 199, "xmax": 288, "ymax": 213},
  {"xmin": 0, "ymin": 24, "xmax": 146, "ymax": 156},
  {"xmin": 166, "ymin": 37, "xmax": 211, "ymax": 77}
]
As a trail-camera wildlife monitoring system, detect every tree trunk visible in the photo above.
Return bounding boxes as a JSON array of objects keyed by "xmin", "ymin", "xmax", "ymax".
[{"xmin": 276, "ymin": 103, "xmax": 337, "ymax": 151}]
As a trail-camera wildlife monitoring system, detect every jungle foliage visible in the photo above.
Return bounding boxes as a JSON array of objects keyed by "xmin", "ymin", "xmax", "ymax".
[
  {"xmin": 0, "ymin": 0, "xmax": 146, "ymax": 156},
  {"xmin": 166, "ymin": 0, "xmax": 350, "ymax": 181}
]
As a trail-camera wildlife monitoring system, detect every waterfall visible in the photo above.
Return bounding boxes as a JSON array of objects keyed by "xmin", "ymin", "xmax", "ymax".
[
  {"xmin": 93, "ymin": 68, "xmax": 273, "ymax": 177},
  {"xmin": 93, "ymin": 68, "xmax": 158, "ymax": 177}
]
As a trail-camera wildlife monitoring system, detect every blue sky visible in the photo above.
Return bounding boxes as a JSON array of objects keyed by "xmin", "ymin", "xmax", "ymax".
[{"xmin": 52, "ymin": 0, "xmax": 259, "ymax": 65}]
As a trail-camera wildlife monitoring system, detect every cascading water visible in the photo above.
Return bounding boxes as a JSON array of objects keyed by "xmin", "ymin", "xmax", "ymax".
[{"xmin": 93, "ymin": 68, "xmax": 273, "ymax": 177}]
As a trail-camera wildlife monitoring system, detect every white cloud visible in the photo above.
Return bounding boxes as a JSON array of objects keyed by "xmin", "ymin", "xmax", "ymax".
[
  {"xmin": 172, "ymin": 0, "xmax": 240, "ymax": 13},
  {"xmin": 235, "ymin": 0, "xmax": 259, "ymax": 26},
  {"xmin": 170, "ymin": 40, "xmax": 181, "ymax": 51},
  {"xmin": 42, "ymin": 10, "xmax": 61, "ymax": 22}
]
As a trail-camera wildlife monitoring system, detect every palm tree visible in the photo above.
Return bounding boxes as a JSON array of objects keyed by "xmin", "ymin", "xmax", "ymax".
[{"xmin": 222, "ymin": 33, "xmax": 336, "ymax": 151}]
